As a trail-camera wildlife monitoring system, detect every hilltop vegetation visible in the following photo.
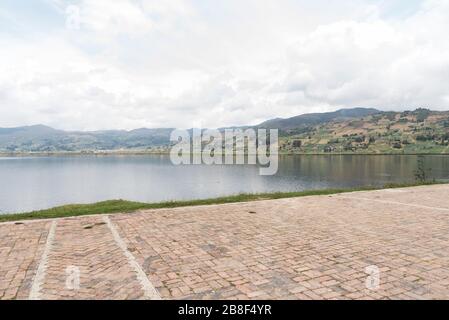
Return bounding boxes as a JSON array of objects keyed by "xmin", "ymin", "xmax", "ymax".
[
  {"xmin": 258, "ymin": 107, "xmax": 380, "ymax": 130},
  {"xmin": 1, "ymin": 108, "xmax": 449, "ymax": 154},
  {"xmin": 279, "ymin": 108, "xmax": 449, "ymax": 154}
]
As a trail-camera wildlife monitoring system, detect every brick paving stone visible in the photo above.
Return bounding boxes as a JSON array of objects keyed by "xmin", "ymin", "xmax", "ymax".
[
  {"xmin": 109, "ymin": 184, "xmax": 449, "ymax": 300},
  {"xmin": 1, "ymin": 184, "xmax": 449, "ymax": 299},
  {"xmin": 0, "ymin": 221, "xmax": 51, "ymax": 299},
  {"xmin": 39, "ymin": 217, "xmax": 146, "ymax": 300}
]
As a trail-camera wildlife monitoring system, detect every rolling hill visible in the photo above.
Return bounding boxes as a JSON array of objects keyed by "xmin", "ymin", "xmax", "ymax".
[
  {"xmin": 1, "ymin": 108, "xmax": 449, "ymax": 154},
  {"xmin": 0, "ymin": 125, "xmax": 173, "ymax": 152},
  {"xmin": 257, "ymin": 107, "xmax": 380, "ymax": 130},
  {"xmin": 279, "ymin": 108, "xmax": 449, "ymax": 154}
]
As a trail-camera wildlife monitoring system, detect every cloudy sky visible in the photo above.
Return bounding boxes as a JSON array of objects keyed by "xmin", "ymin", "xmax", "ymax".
[{"xmin": 1, "ymin": 0, "xmax": 448, "ymax": 130}]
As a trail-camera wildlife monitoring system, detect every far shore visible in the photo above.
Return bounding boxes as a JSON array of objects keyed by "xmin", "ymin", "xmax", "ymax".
[
  {"xmin": 2, "ymin": 151, "xmax": 449, "ymax": 157},
  {"xmin": 0, "ymin": 181, "xmax": 443, "ymax": 223}
]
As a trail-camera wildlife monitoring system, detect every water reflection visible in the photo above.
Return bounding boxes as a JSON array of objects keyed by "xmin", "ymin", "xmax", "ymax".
[{"xmin": 0, "ymin": 155, "xmax": 448, "ymax": 214}]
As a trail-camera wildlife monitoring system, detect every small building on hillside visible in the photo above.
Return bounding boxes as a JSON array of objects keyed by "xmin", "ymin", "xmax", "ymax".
[{"xmin": 292, "ymin": 140, "xmax": 302, "ymax": 148}]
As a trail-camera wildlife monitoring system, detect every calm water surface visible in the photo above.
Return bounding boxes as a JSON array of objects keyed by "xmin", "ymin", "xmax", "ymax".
[{"xmin": 1, "ymin": 155, "xmax": 449, "ymax": 214}]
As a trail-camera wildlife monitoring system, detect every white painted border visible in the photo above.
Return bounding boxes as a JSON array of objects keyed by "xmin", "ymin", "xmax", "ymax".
[
  {"xmin": 29, "ymin": 220, "xmax": 57, "ymax": 300},
  {"xmin": 339, "ymin": 196, "xmax": 449, "ymax": 212},
  {"xmin": 103, "ymin": 216, "xmax": 161, "ymax": 300}
]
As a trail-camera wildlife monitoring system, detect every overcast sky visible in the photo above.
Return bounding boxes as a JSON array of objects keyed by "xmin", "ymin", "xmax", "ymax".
[{"xmin": 1, "ymin": 0, "xmax": 448, "ymax": 130}]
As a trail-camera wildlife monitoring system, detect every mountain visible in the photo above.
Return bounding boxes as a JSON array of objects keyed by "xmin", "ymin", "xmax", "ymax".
[
  {"xmin": 0, "ymin": 125, "xmax": 173, "ymax": 152},
  {"xmin": 279, "ymin": 108, "xmax": 449, "ymax": 154},
  {"xmin": 1, "ymin": 107, "xmax": 449, "ymax": 153},
  {"xmin": 257, "ymin": 107, "xmax": 380, "ymax": 130},
  {"xmin": 0, "ymin": 125, "xmax": 66, "ymax": 151},
  {"xmin": 0, "ymin": 124, "xmax": 62, "ymax": 136}
]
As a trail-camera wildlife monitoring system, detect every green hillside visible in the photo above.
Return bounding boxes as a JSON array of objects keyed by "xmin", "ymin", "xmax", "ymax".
[
  {"xmin": 280, "ymin": 108, "xmax": 449, "ymax": 154},
  {"xmin": 1, "ymin": 108, "xmax": 449, "ymax": 154}
]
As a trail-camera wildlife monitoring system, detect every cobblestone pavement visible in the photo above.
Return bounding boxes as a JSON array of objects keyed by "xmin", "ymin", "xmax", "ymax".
[{"xmin": 1, "ymin": 185, "xmax": 449, "ymax": 300}]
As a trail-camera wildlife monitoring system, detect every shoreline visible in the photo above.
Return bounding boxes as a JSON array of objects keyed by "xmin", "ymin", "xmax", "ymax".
[
  {"xmin": 2, "ymin": 151, "xmax": 449, "ymax": 157},
  {"xmin": 0, "ymin": 181, "xmax": 443, "ymax": 223}
]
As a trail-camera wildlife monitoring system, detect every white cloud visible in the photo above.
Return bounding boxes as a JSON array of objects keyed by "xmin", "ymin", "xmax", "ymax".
[
  {"xmin": 1, "ymin": 0, "xmax": 449, "ymax": 130},
  {"xmin": 267, "ymin": 0, "xmax": 449, "ymax": 117},
  {"xmin": 77, "ymin": 0, "xmax": 151, "ymax": 37}
]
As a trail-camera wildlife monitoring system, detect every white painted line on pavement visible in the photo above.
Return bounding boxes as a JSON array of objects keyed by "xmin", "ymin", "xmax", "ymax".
[
  {"xmin": 339, "ymin": 196, "xmax": 449, "ymax": 212},
  {"xmin": 29, "ymin": 220, "xmax": 57, "ymax": 300},
  {"xmin": 103, "ymin": 216, "xmax": 161, "ymax": 300}
]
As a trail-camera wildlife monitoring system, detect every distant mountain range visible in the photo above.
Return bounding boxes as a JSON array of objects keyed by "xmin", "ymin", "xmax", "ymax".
[
  {"xmin": 257, "ymin": 107, "xmax": 379, "ymax": 130},
  {"xmin": 0, "ymin": 125, "xmax": 174, "ymax": 152},
  {"xmin": 1, "ymin": 107, "xmax": 449, "ymax": 153}
]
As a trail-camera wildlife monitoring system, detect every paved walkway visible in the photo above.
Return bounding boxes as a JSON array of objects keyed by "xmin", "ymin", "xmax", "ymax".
[{"xmin": 1, "ymin": 185, "xmax": 449, "ymax": 300}]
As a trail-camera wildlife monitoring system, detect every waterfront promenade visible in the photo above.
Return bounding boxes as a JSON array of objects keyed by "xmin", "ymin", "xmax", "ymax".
[{"xmin": 1, "ymin": 185, "xmax": 449, "ymax": 300}]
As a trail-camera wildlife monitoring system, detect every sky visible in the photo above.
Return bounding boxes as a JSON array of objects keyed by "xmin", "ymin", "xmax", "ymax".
[{"xmin": 0, "ymin": 0, "xmax": 448, "ymax": 131}]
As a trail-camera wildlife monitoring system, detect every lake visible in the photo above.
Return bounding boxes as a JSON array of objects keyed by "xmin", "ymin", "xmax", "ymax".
[{"xmin": 1, "ymin": 154, "xmax": 449, "ymax": 214}]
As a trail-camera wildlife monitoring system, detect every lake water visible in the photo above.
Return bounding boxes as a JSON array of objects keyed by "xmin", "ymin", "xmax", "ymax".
[{"xmin": 1, "ymin": 155, "xmax": 449, "ymax": 214}]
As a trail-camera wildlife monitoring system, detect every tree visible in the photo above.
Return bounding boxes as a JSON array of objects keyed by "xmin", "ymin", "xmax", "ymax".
[
  {"xmin": 415, "ymin": 108, "xmax": 431, "ymax": 123},
  {"xmin": 414, "ymin": 156, "xmax": 432, "ymax": 183}
]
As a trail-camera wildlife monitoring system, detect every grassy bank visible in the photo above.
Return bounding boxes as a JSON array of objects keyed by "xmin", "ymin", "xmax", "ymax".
[{"xmin": 0, "ymin": 181, "xmax": 443, "ymax": 223}]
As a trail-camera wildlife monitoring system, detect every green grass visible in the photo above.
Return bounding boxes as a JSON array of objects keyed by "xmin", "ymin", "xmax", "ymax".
[{"xmin": 0, "ymin": 181, "xmax": 443, "ymax": 223}]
